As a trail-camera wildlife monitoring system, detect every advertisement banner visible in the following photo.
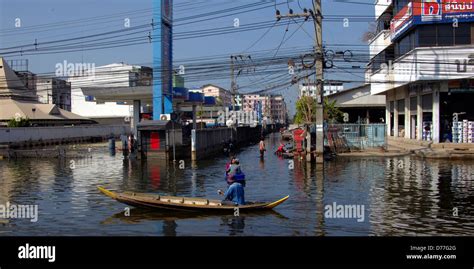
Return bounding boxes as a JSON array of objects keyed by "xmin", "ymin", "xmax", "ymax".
[
  {"xmin": 391, "ymin": 2, "xmax": 414, "ymax": 40},
  {"xmin": 391, "ymin": 0, "xmax": 474, "ymax": 40}
]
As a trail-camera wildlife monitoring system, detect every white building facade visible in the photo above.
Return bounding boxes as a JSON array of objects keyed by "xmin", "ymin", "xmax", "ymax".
[
  {"xmin": 368, "ymin": 0, "xmax": 474, "ymax": 143},
  {"xmin": 200, "ymin": 84, "xmax": 232, "ymax": 107},
  {"xmin": 67, "ymin": 63, "xmax": 152, "ymax": 123}
]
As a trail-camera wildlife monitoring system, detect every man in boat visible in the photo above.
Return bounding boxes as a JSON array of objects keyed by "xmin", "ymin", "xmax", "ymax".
[{"xmin": 219, "ymin": 176, "xmax": 245, "ymax": 205}]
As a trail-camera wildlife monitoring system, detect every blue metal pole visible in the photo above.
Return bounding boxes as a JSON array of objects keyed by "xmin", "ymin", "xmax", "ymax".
[{"xmin": 153, "ymin": 0, "xmax": 174, "ymax": 119}]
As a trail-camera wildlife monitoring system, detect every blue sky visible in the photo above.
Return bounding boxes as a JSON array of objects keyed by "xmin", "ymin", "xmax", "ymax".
[{"xmin": 0, "ymin": 0, "xmax": 374, "ymax": 115}]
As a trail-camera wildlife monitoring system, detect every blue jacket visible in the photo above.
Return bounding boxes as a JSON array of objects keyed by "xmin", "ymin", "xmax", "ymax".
[{"xmin": 223, "ymin": 182, "xmax": 245, "ymax": 205}]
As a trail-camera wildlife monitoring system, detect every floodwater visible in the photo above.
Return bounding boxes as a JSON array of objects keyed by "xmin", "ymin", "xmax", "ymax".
[{"xmin": 0, "ymin": 133, "xmax": 473, "ymax": 236}]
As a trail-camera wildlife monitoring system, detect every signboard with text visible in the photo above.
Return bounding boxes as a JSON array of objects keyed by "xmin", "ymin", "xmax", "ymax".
[{"xmin": 391, "ymin": 0, "xmax": 474, "ymax": 40}]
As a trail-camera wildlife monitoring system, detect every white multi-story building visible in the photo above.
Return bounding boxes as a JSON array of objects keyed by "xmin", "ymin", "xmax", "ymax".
[
  {"xmin": 300, "ymin": 82, "xmax": 344, "ymax": 97},
  {"xmin": 200, "ymin": 84, "xmax": 232, "ymax": 107},
  {"xmin": 242, "ymin": 94, "xmax": 287, "ymax": 124},
  {"xmin": 67, "ymin": 63, "xmax": 152, "ymax": 124},
  {"xmin": 368, "ymin": 0, "xmax": 474, "ymax": 143}
]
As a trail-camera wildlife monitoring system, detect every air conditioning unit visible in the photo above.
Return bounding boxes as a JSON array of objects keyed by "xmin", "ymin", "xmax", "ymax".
[{"xmin": 160, "ymin": 114, "xmax": 171, "ymax": 121}]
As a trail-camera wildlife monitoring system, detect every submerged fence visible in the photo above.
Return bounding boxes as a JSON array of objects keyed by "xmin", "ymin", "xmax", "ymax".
[{"xmin": 325, "ymin": 124, "xmax": 387, "ymax": 152}]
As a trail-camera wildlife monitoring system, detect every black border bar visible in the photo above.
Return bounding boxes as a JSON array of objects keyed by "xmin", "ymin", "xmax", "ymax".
[{"xmin": 0, "ymin": 237, "xmax": 472, "ymax": 266}]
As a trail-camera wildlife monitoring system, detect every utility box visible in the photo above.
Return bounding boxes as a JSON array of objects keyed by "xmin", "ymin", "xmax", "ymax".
[{"xmin": 138, "ymin": 120, "xmax": 183, "ymax": 160}]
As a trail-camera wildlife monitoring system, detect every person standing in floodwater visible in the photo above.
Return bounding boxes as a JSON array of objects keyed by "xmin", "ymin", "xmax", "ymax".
[{"xmin": 259, "ymin": 137, "xmax": 266, "ymax": 158}]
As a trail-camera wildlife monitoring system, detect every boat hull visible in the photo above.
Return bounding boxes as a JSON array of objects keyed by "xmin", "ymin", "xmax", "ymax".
[{"xmin": 98, "ymin": 186, "xmax": 289, "ymax": 212}]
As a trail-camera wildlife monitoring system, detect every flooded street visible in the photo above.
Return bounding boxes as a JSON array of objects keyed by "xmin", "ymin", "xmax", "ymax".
[
  {"xmin": 0, "ymin": 133, "xmax": 473, "ymax": 236},
  {"xmin": 325, "ymin": 157, "xmax": 474, "ymax": 236}
]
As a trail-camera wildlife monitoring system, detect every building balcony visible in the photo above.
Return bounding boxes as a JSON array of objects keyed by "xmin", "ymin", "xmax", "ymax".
[
  {"xmin": 369, "ymin": 29, "xmax": 392, "ymax": 58},
  {"xmin": 369, "ymin": 45, "xmax": 474, "ymax": 95},
  {"xmin": 375, "ymin": 0, "xmax": 392, "ymax": 19}
]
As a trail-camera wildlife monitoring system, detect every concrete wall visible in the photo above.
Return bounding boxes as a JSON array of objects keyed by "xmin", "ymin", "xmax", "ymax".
[
  {"xmin": 0, "ymin": 125, "xmax": 130, "ymax": 144},
  {"xmin": 233, "ymin": 125, "xmax": 264, "ymax": 145},
  {"xmin": 194, "ymin": 128, "xmax": 232, "ymax": 157},
  {"xmin": 193, "ymin": 126, "xmax": 266, "ymax": 159}
]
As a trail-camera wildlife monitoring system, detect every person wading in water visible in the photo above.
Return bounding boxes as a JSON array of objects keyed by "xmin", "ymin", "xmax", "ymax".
[{"xmin": 259, "ymin": 137, "xmax": 266, "ymax": 158}]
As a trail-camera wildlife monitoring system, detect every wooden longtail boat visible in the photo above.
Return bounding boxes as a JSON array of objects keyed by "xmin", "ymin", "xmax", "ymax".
[{"xmin": 98, "ymin": 186, "xmax": 289, "ymax": 212}]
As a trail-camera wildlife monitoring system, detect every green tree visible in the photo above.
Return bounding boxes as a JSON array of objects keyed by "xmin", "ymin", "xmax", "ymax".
[
  {"xmin": 324, "ymin": 98, "xmax": 344, "ymax": 123},
  {"xmin": 294, "ymin": 96, "xmax": 317, "ymax": 124},
  {"xmin": 215, "ymin": 96, "xmax": 223, "ymax": 106},
  {"xmin": 7, "ymin": 117, "xmax": 31, "ymax": 127}
]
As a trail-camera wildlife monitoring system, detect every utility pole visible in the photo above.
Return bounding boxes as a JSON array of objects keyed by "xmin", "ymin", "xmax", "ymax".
[
  {"xmin": 230, "ymin": 54, "xmax": 252, "ymax": 127},
  {"xmin": 313, "ymin": 0, "xmax": 324, "ymax": 164},
  {"xmin": 276, "ymin": 1, "xmax": 324, "ymax": 164},
  {"xmin": 230, "ymin": 55, "xmax": 236, "ymax": 141},
  {"xmin": 230, "ymin": 55, "xmax": 236, "ymax": 113}
]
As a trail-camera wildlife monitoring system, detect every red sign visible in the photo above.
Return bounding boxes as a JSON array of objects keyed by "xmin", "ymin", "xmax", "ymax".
[
  {"xmin": 421, "ymin": 0, "xmax": 442, "ymax": 21},
  {"xmin": 444, "ymin": 0, "xmax": 474, "ymax": 14},
  {"xmin": 391, "ymin": 2, "xmax": 414, "ymax": 39},
  {"xmin": 391, "ymin": 0, "xmax": 474, "ymax": 40},
  {"xmin": 150, "ymin": 132, "xmax": 160, "ymax": 150}
]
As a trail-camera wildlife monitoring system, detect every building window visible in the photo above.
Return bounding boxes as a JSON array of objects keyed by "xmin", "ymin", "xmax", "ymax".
[
  {"xmin": 410, "ymin": 96, "xmax": 417, "ymax": 112},
  {"xmin": 395, "ymin": 31, "xmax": 416, "ymax": 58},
  {"xmin": 422, "ymin": 94, "xmax": 433, "ymax": 112},
  {"xmin": 418, "ymin": 25, "xmax": 437, "ymax": 47},
  {"xmin": 371, "ymin": 45, "xmax": 395, "ymax": 73},
  {"xmin": 455, "ymin": 23, "xmax": 471, "ymax": 45},
  {"xmin": 397, "ymin": 99, "xmax": 405, "ymax": 113},
  {"xmin": 438, "ymin": 24, "xmax": 454, "ymax": 46},
  {"xmin": 416, "ymin": 23, "xmax": 472, "ymax": 48}
]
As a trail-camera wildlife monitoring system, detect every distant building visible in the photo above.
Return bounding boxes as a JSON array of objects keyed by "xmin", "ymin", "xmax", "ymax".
[
  {"xmin": 14, "ymin": 71, "xmax": 37, "ymax": 94},
  {"xmin": 200, "ymin": 84, "xmax": 232, "ymax": 107},
  {"xmin": 7, "ymin": 59, "xmax": 37, "ymax": 95},
  {"xmin": 270, "ymin": 95, "xmax": 287, "ymax": 124},
  {"xmin": 324, "ymin": 82, "xmax": 344, "ymax": 96},
  {"xmin": 67, "ymin": 63, "xmax": 152, "ymax": 124},
  {"xmin": 36, "ymin": 77, "xmax": 72, "ymax": 111},
  {"xmin": 0, "ymin": 57, "xmax": 94, "ymax": 127},
  {"xmin": 243, "ymin": 94, "xmax": 287, "ymax": 124},
  {"xmin": 300, "ymin": 82, "xmax": 344, "ymax": 97}
]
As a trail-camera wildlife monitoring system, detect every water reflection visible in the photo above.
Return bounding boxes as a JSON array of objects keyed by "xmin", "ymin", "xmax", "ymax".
[
  {"xmin": 325, "ymin": 157, "xmax": 474, "ymax": 236},
  {"xmin": 0, "ymin": 133, "xmax": 472, "ymax": 236},
  {"xmin": 221, "ymin": 216, "xmax": 245, "ymax": 236}
]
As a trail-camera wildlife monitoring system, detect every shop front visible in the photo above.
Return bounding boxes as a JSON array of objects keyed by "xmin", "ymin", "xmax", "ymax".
[{"xmin": 386, "ymin": 80, "xmax": 474, "ymax": 144}]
